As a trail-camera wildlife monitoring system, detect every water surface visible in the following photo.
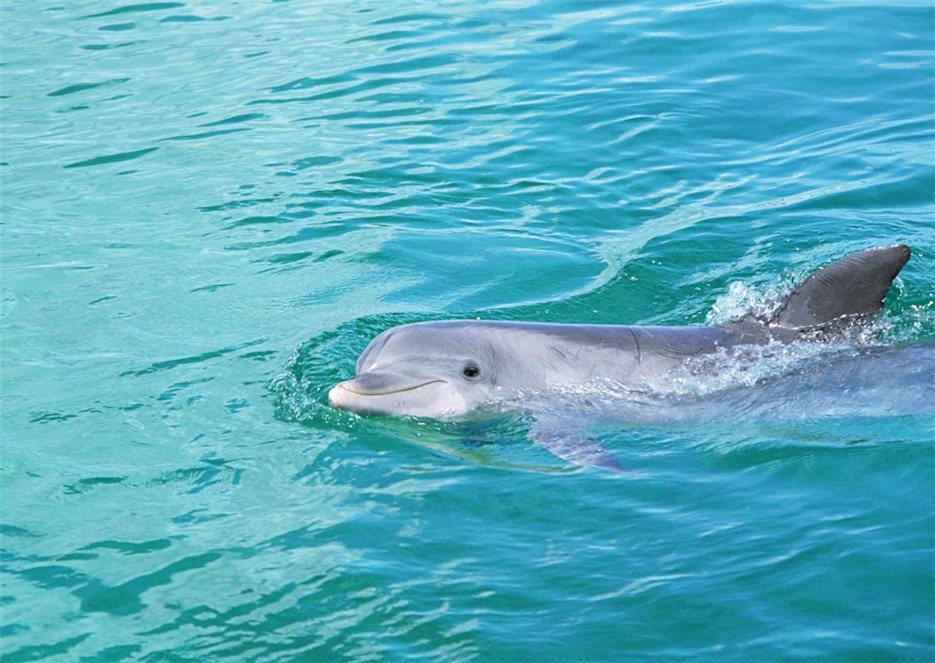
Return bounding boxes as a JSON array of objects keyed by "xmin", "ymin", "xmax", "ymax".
[{"xmin": 2, "ymin": 0, "xmax": 934, "ymax": 660}]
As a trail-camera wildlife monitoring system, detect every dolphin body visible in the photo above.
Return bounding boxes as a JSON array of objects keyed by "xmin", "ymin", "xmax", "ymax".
[{"xmin": 328, "ymin": 244, "xmax": 912, "ymax": 471}]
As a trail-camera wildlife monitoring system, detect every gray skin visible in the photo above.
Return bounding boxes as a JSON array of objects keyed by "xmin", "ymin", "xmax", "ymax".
[
  {"xmin": 328, "ymin": 244, "xmax": 911, "ymax": 469},
  {"xmin": 329, "ymin": 320, "xmax": 733, "ymax": 417}
]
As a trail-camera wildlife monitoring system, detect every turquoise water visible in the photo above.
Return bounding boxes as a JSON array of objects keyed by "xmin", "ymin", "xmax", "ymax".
[{"xmin": 2, "ymin": 0, "xmax": 934, "ymax": 659}]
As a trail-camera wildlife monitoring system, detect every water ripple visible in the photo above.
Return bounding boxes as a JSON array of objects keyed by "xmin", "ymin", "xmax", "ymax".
[{"xmin": 3, "ymin": 0, "xmax": 933, "ymax": 660}]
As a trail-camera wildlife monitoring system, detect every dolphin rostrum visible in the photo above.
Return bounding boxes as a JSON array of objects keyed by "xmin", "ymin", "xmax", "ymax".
[{"xmin": 328, "ymin": 244, "xmax": 911, "ymax": 470}]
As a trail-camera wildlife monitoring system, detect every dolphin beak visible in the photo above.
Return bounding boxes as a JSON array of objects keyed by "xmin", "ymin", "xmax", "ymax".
[
  {"xmin": 334, "ymin": 373, "xmax": 442, "ymax": 396},
  {"xmin": 327, "ymin": 373, "xmax": 444, "ymax": 411},
  {"xmin": 326, "ymin": 382, "xmax": 359, "ymax": 410}
]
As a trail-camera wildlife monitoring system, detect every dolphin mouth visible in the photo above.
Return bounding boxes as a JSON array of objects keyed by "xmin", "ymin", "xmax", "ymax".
[
  {"xmin": 331, "ymin": 377, "xmax": 444, "ymax": 398},
  {"xmin": 327, "ymin": 374, "xmax": 448, "ymax": 413}
]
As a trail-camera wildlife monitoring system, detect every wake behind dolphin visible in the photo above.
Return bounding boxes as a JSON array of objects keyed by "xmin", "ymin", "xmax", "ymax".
[{"xmin": 328, "ymin": 245, "xmax": 917, "ymax": 471}]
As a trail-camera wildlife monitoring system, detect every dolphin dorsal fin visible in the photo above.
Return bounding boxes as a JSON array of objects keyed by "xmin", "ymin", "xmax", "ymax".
[{"xmin": 768, "ymin": 244, "xmax": 910, "ymax": 330}]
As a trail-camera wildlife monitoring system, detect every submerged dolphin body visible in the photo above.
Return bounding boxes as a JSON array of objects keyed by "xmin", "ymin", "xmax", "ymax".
[{"xmin": 329, "ymin": 245, "xmax": 912, "ymax": 470}]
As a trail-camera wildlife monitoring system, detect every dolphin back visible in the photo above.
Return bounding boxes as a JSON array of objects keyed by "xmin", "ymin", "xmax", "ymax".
[{"xmin": 766, "ymin": 244, "xmax": 910, "ymax": 331}]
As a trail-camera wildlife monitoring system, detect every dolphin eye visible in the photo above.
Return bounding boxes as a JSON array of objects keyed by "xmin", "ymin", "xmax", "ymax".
[{"xmin": 462, "ymin": 363, "xmax": 481, "ymax": 379}]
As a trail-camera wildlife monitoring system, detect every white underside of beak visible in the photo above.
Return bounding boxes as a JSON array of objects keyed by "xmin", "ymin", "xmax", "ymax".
[{"xmin": 328, "ymin": 379, "xmax": 468, "ymax": 417}]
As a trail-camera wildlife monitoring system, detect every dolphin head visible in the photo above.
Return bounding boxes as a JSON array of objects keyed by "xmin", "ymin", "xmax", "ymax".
[{"xmin": 328, "ymin": 322, "xmax": 503, "ymax": 417}]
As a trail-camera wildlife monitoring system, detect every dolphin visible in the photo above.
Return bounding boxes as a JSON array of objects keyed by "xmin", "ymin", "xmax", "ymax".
[{"xmin": 328, "ymin": 244, "xmax": 912, "ymax": 470}]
